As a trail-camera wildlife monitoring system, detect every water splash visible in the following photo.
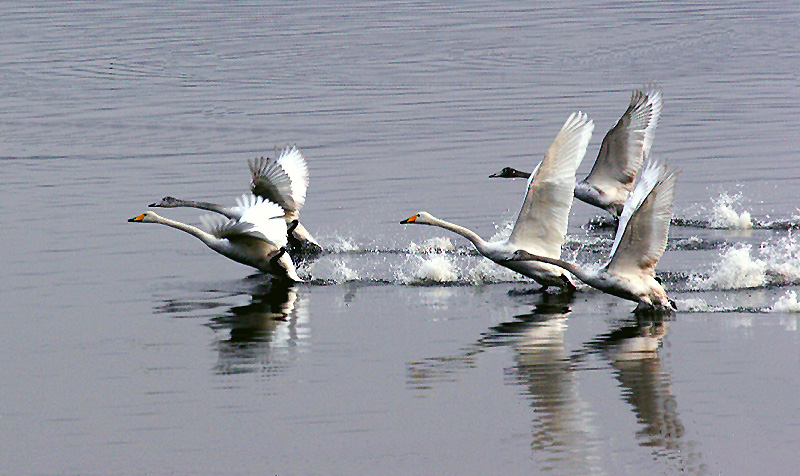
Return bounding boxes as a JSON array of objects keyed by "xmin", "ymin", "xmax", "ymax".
[
  {"xmin": 762, "ymin": 234, "xmax": 800, "ymax": 282},
  {"xmin": 691, "ymin": 245, "xmax": 766, "ymax": 289},
  {"xmin": 410, "ymin": 254, "xmax": 458, "ymax": 283},
  {"xmin": 488, "ymin": 217, "xmax": 515, "ymax": 242},
  {"xmin": 325, "ymin": 235, "xmax": 359, "ymax": 252},
  {"xmin": 330, "ymin": 259, "xmax": 359, "ymax": 283},
  {"xmin": 407, "ymin": 237, "xmax": 455, "ymax": 254},
  {"xmin": 708, "ymin": 192, "xmax": 752, "ymax": 229},
  {"xmin": 690, "ymin": 233, "xmax": 800, "ymax": 290},
  {"xmin": 771, "ymin": 290, "xmax": 800, "ymax": 313},
  {"xmin": 467, "ymin": 258, "xmax": 526, "ymax": 285}
]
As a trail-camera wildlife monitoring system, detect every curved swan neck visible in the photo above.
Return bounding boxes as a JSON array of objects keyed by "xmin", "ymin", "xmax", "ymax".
[
  {"xmin": 172, "ymin": 199, "xmax": 237, "ymax": 219},
  {"xmin": 154, "ymin": 215, "xmax": 218, "ymax": 245},
  {"xmin": 426, "ymin": 216, "xmax": 488, "ymax": 251},
  {"xmin": 520, "ymin": 253, "xmax": 591, "ymax": 282}
]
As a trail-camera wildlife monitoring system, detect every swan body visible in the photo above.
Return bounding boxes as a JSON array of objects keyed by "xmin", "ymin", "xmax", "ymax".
[
  {"xmin": 131, "ymin": 194, "xmax": 302, "ymax": 282},
  {"xmin": 150, "ymin": 145, "xmax": 321, "ymax": 257},
  {"xmin": 508, "ymin": 158, "xmax": 679, "ymax": 311},
  {"xmin": 490, "ymin": 88, "xmax": 662, "ymax": 218},
  {"xmin": 402, "ymin": 112, "xmax": 594, "ymax": 290}
]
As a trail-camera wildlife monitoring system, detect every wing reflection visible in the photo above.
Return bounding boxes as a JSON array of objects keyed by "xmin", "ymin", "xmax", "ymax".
[
  {"xmin": 409, "ymin": 294, "xmax": 604, "ymax": 471},
  {"xmin": 498, "ymin": 298, "xmax": 601, "ymax": 471},
  {"xmin": 409, "ymin": 294, "xmax": 706, "ymax": 473},
  {"xmin": 156, "ymin": 276, "xmax": 309, "ymax": 376},
  {"xmin": 576, "ymin": 314, "xmax": 705, "ymax": 473},
  {"xmin": 406, "ymin": 293, "xmax": 574, "ymax": 389}
]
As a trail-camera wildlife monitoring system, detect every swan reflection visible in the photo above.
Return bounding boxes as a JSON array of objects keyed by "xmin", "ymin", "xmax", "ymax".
[
  {"xmin": 576, "ymin": 314, "xmax": 706, "ymax": 472},
  {"xmin": 408, "ymin": 296, "xmax": 705, "ymax": 473},
  {"xmin": 406, "ymin": 293, "xmax": 573, "ymax": 389},
  {"xmin": 496, "ymin": 298, "xmax": 601, "ymax": 472},
  {"xmin": 156, "ymin": 276, "xmax": 309, "ymax": 375}
]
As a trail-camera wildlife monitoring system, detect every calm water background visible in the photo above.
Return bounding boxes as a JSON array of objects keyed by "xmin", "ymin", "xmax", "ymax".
[{"xmin": 3, "ymin": 2, "xmax": 800, "ymax": 475}]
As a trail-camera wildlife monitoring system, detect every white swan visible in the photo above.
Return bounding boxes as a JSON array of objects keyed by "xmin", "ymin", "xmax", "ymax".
[
  {"xmin": 401, "ymin": 112, "xmax": 594, "ymax": 290},
  {"xmin": 130, "ymin": 194, "xmax": 302, "ymax": 282},
  {"xmin": 150, "ymin": 145, "xmax": 321, "ymax": 256},
  {"xmin": 506, "ymin": 159, "xmax": 679, "ymax": 311},
  {"xmin": 490, "ymin": 88, "xmax": 662, "ymax": 218},
  {"xmin": 249, "ymin": 145, "xmax": 321, "ymax": 254}
]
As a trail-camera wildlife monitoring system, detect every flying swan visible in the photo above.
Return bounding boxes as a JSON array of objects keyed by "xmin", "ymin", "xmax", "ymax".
[
  {"xmin": 129, "ymin": 194, "xmax": 302, "ymax": 282},
  {"xmin": 490, "ymin": 88, "xmax": 662, "ymax": 218},
  {"xmin": 401, "ymin": 112, "xmax": 594, "ymax": 290},
  {"xmin": 505, "ymin": 158, "xmax": 679, "ymax": 311},
  {"xmin": 150, "ymin": 145, "xmax": 322, "ymax": 257}
]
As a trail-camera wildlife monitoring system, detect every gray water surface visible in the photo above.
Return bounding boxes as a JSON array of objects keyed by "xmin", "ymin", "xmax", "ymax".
[{"xmin": 3, "ymin": 2, "xmax": 800, "ymax": 475}]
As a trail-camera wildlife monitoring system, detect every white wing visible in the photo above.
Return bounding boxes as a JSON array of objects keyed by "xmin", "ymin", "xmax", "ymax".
[
  {"xmin": 238, "ymin": 195, "xmax": 289, "ymax": 247},
  {"xmin": 249, "ymin": 145, "xmax": 309, "ymax": 213},
  {"xmin": 201, "ymin": 194, "xmax": 288, "ymax": 248},
  {"xmin": 582, "ymin": 89, "xmax": 662, "ymax": 192},
  {"xmin": 605, "ymin": 159, "xmax": 678, "ymax": 276},
  {"xmin": 507, "ymin": 112, "xmax": 594, "ymax": 256}
]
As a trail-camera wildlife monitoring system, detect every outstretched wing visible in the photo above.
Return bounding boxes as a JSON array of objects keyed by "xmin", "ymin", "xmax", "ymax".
[
  {"xmin": 605, "ymin": 159, "xmax": 678, "ymax": 276},
  {"xmin": 582, "ymin": 88, "xmax": 662, "ymax": 193},
  {"xmin": 249, "ymin": 145, "xmax": 309, "ymax": 213},
  {"xmin": 201, "ymin": 194, "xmax": 288, "ymax": 248},
  {"xmin": 507, "ymin": 112, "xmax": 593, "ymax": 256}
]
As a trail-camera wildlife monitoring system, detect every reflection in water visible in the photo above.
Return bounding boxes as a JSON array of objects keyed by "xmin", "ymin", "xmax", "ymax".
[
  {"xmin": 408, "ymin": 294, "xmax": 603, "ymax": 473},
  {"xmin": 409, "ymin": 296, "xmax": 707, "ymax": 474},
  {"xmin": 498, "ymin": 297, "xmax": 603, "ymax": 474},
  {"xmin": 407, "ymin": 293, "xmax": 573, "ymax": 388},
  {"xmin": 577, "ymin": 315, "xmax": 707, "ymax": 474},
  {"xmin": 156, "ymin": 277, "xmax": 309, "ymax": 375}
]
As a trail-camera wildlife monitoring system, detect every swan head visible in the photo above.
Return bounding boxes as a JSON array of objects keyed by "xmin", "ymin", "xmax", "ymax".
[
  {"xmin": 489, "ymin": 167, "xmax": 527, "ymax": 179},
  {"xmin": 148, "ymin": 196, "xmax": 183, "ymax": 208},
  {"xmin": 128, "ymin": 211, "xmax": 162, "ymax": 223},
  {"xmin": 400, "ymin": 211, "xmax": 436, "ymax": 225}
]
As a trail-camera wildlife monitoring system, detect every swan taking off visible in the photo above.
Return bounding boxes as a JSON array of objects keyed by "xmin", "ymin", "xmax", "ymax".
[
  {"xmin": 249, "ymin": 145, "xmax": 321, "ymax": 255},
  {"xmin": 506, "ymin": 159, "xmax": 679, "ymax": 311},
  {"xmin": 401, "ymin": 112, "xmax": 594, "ymax": 290},
  {"xmin": 149, "ymin": 145, "xmax": 321, "ymax": 257},
  {"xmin": 490, "ymin": 88, "xmax": 662, "ymax": 218},
  {"xmin": 130, "ymin": 194, "xmax": 302, "ymax": 282}
]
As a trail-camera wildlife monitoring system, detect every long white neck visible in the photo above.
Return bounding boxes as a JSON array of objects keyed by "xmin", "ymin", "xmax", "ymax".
[
  {"xmin": 153, "ymin": 215, "xmax": 219, "ymax": 246},
  {"xmin": 424, "ymin": 216, "xmax": 489, "ymax": 254},
  {"xmin": 172, "ymin": 199, "xmax": 238, "ymax": 220},
  {"xmin": 519, "ymin": 253, "xmax": 593, "ymax": 284}
]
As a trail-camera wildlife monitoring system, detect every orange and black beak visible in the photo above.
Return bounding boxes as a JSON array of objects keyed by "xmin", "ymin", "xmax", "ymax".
[
  {"xmin": 128, "ymin": 214, "xmax": 145, "ymax": 222},
  {"xmin": 400, "ymin": 214, "xmax": 418, "ymax": 224}
]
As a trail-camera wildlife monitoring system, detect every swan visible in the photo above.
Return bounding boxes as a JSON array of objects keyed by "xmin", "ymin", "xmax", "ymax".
[
  {"xmin": 490, "ymin": 88, "xmax": 662, "ymax": 217},
  {"xmin": 249, "ymin": 145, "xmax": 321, "ymax": 255},
  {"xmin": 130, "ymin": 194, "xmax": 302, "ymax": 282},
  {"xmin": 149, "ymin": 145, "xmax": 322, "ymax": 256},
  {"xmin": 505, "ymin": 158, "xmax": 679, "ymax": 311},
  {"xmin": 401, "ymin": 112, "xmax": 594, "ymax": 290}
]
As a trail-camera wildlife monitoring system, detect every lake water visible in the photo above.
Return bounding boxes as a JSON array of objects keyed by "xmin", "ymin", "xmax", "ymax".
[{"xmin": 3, "ymin": 1, "xmax": 800, "ymax": 475}]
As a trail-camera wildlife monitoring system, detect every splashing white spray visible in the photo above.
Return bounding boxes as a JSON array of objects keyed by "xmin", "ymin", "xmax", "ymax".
[
  {"xmin": 413, "ymin": 254, "xmax": 458, "ymax": 283},
  {"xmin": 691, "ymin": 233, "xmax": 800, "ymax": 289},
  {"xmin": 709, "ymin": 192, "xmax": 752, "ymax": 229},
  {"xmin": 331, "ymin": 259, "xmax": 359, "ymax": 283},
  {"xmin": 407, "ymin": 237, "xmax": 455, "ymax": 254},
  {"xmin": 693, "ymin": 245, "xmax": 766, "ymax": 289},
  {"xmin": 771, "ymin": 290, "xmax": 800, "ymax": 313}
]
